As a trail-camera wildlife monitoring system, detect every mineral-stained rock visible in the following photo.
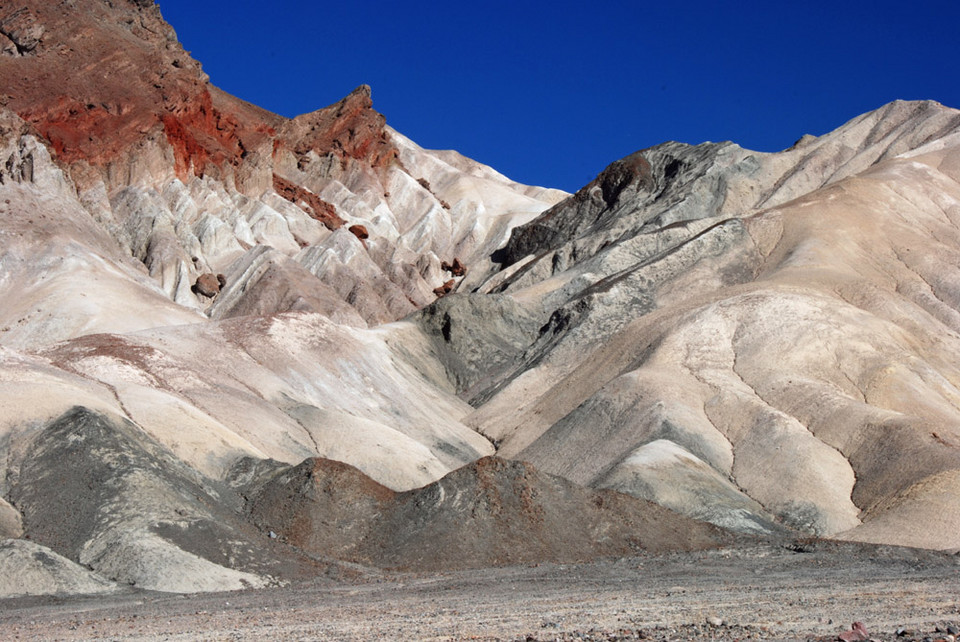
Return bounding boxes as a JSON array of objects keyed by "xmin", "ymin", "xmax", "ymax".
[
  {"xmin": 348, "ymin": 224, "xmax": 369, "ymax": 240},
  {"xmin": 280, "ymin": 84, "xmax": 398, "ymax": 169},
  {"xmin": 193, "ymin": 272, "xmax": 221, "ymax": 297},
  {"xmin": 271, "ymin": 174, "xmax": 344, "ymax": 230},
  {"xmin": 433, "ymin": 279, "xmax": 455, "ymax": 297},
  {"xmin": 441, "ymin": 257, "xmax": 467, "ymax": 276}
]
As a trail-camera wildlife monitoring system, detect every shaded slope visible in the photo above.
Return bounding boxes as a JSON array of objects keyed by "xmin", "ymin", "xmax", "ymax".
[{"xmin": 8, "ymin": 407, "xmax": 329, "ymax": 592}]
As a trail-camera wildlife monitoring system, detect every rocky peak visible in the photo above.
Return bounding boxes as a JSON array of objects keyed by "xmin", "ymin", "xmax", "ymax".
[{"xmin": 280, "ymin": 84, "xmax": 397, "ymax": 171}]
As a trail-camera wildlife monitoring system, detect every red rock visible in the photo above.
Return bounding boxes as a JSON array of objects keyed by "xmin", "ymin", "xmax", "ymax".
[
  {"xmin": 837, "ymin": 621, "xmax": 869, "ymax": 641},
  {"xmin": 441, "ymin": 258, "xmax": 467, "ymax": 277},
  {"xmin": 348, "ymin": 224, "xmax": 369, "ymax": 240},
  {"xmin": 0, "ymin": 0, "xmax": 393, "ymax": 189},
  {"xmin": 280, "ymin": 85, "xmax": 398, "ymax": 170},
  {"xmin": 192, "ymin": 273, "xmax": 221, "ymax": 298},
  {"xmin": 433, "ymin": 279, "xmax": 455, "ymax": 297},
  {"xmin": 272, "ymin": 174, "xmax": 344, "ymax": 231}
]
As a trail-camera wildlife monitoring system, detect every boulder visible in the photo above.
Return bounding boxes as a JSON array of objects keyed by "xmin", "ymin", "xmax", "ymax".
[
  {"xmin": 348, "ymin": 224, "xmax": 369, "ymax": 240},
  {"xmin": 433, "ymin": 279, "xmax": 455, "ymax": 297},
  {"xmin": 192, "ymin": 273, "xmax": 221, "ymax": 297},
  {"xmin": 441, "ymin": 257, "xmax": 467, "ymax": 277},
  {"xmin": 0, "ymin": 8, "xmax": 44, "ymax": 56}
]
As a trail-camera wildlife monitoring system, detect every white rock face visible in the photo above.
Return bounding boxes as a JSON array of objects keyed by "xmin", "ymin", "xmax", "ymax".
[{"xmin": 0, "ymin": 497, "xmax": 22, "ymax": 538}]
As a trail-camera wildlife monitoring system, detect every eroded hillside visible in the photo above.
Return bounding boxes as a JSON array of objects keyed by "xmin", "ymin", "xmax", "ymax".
[{"xmin": 1, "ymin": 0, "xmax": 960, "ymax": 599}]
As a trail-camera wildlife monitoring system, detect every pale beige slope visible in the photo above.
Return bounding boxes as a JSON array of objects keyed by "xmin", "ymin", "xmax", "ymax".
[
  {"xmin": 472, "ymin": 133, "xmax": 960, "ymax": 547},
  {"xmin": 31, "ymin": 312, "xmax": 492, "ymax": 489}
]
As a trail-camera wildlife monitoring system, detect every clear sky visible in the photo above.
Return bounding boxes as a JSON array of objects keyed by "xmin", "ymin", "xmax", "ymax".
[{"xmin": 155, "ymin": 0, "xmax": 960, "ymax": 192}]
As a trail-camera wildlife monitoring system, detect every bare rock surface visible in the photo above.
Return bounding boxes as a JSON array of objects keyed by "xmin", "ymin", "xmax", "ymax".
[
  {"xmin": 244, "ymin": 456, "xmax": 734, "ymax": 572},
  {"xmin": 0, "ymin": 496, "xmax": 22, "ymax": 538},
  {"xmin": 7, "ymin": 407, "xmax": 329, "ymax": 593},
  {"xmin": 429, "ymin": 100, "xmax": 960, "ymax": 547}
]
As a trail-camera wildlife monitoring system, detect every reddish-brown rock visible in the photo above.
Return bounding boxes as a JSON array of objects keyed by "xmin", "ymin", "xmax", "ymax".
[
  {"xmin": 348, "ymin": 224, "xmax": 369, "ymax": 240},
  {"xmin": 0, "ymin": 0, "xmax": 393, "ymax": 187},
  {"xmin": 280, "ymin": 85, "xmax": 398, "ymax": 170},
  {"xmin": 192, "ymin": 273, "xmax": 221, "ymax": 298},
  {"xmin": 433, "ymin": 279, "xmax": 456, "ymax": 297},
  {"xmin": 441, "ymin": 258, "xmax": 467, "ymax": 277},
  {"xmin": 272, "ymin": 174, "xmax": 344, "ymax": 230}
]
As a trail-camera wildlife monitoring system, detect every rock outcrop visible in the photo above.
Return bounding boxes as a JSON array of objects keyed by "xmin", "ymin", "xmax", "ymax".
[{"xmin": 243, "ymin": 456, "xmax": 733, "ymax": 571}]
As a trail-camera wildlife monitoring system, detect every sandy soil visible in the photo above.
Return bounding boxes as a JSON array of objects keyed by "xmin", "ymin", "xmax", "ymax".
[{"xmin": 1, "ymin": 541, "xmax": 958, "ymax": 641}]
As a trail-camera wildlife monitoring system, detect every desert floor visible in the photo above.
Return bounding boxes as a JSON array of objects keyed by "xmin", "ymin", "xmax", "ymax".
[{"xmin": 1, "ymin": 541, "xmax": 958, "ymax": 641}]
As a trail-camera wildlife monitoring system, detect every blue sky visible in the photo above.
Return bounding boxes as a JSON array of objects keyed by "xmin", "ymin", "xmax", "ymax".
[{"xmin": 155, "ymin": 0, "xmax": 960, "ymax": 192}]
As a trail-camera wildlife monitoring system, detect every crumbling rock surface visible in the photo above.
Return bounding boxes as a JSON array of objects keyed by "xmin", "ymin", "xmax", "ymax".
[
  {"xmin": 244, "ymin": 456, "xmax": 734, "ymax": 572},
  {"xmin": 0, "ymin": 7, "xmax": 44, "ymax": 56},
  {"xmin": 271, "ymin": 173, "xmax": 344, "ymax": 230},
  {"xmin": 8, "ymin": 407, "xmax": 326, "ymax": 592}
]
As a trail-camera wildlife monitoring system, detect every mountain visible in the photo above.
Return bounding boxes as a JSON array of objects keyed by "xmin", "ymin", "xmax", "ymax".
[
  {"xmin": 2, "ymin": 0, "xmax": 960, "ymax": 599},
  {"xmin": 447, "ymin": 99, "xmax": 960, "ymax": 547}
]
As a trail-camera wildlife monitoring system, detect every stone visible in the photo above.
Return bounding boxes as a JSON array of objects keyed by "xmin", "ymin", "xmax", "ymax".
[
  {"xmin": 348, "ymin": 224, "xmax": 369, "ymax": 240},
  {"xmin": 433, "ymin": 279, "xmax": 455, "ymax": 297},
  {"xmin": 838, "ymin": 621, "xmax": 870, "ymax": 641},
  {"xmin": 441, "ymin": 257, "xmax": 467, "ymax": 277},
  {"xmin": 193, "ymin": 273, "xmax": 221, "ymax": 297},
  {"xmin": 0, "ymin": 8, "xmax": 44, "ymax": 55}
]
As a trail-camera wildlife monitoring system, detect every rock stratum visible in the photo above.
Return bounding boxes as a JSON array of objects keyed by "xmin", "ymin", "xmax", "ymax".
[{"xmin": 1, "ymin": 0, "xmax": 960, "ymax": 599}]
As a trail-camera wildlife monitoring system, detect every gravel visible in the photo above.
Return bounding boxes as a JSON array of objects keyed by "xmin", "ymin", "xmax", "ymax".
[{"xmin": 1, "ymin": 540, "xmax": 958, "ymax": 641}]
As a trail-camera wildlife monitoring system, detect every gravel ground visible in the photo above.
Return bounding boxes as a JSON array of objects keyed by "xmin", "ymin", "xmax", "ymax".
[{"xmin": 1, "ymin": 541, "xmax": 958, "ymax": 641}]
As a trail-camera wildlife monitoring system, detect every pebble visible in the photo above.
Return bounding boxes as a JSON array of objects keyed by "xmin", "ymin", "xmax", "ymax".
[{"xmin": 707, "ymin": 616, "xmax": 724, "ymax": 627}]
